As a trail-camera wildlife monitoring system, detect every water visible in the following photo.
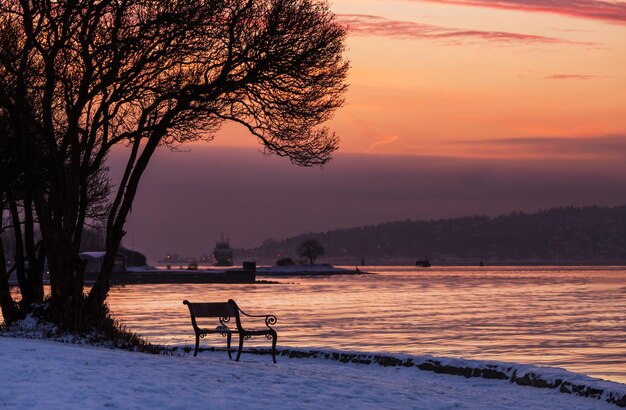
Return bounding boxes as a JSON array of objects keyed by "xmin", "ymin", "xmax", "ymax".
[
  {"xmin": 5, "ymin": 266, "xmax": 626, "ymax": 383},
  {"xmin": 102, "ymin": 266, "xmax": 626, "ymax": 383}
]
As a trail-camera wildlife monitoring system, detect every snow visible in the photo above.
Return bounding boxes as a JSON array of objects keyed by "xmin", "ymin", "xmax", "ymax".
[
  {"xmin": 79, "ymin": 251, "xmax": 107, "ymax": 259},
  {"xmin": 0, "ymin": 337, "xmax": 622, "ymax": 409},
  {"xmin": 125, "ymin": 265, "xmax": 163, "ymax": 272}
]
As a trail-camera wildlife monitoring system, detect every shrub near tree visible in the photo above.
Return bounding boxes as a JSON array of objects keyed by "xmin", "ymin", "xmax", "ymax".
[
  {"xmin": 297, "ymin": 239, "xmax": 325, "ymax": 265},
  {"xmin": 276, "ymin": 257, "xmax": 296, "ymax": 266},
  {"xmin": 0, "ymin": 0, "xmax": 348, "ymax": 332}
]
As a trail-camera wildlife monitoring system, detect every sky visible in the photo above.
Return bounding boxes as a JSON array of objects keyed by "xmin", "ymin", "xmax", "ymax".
[{"xmin": 112, "ymin": 0, "xmax": 626, "ymax": 262}]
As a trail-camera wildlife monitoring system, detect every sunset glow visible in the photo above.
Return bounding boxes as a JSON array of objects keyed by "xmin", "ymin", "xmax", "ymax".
[
  {"xmin": 216, "ymin": 0, "xmax": 626, "ymax": 159},
  {"xmin": 2, "ymin": 2, "xmax": 626, "ymax": 407}
]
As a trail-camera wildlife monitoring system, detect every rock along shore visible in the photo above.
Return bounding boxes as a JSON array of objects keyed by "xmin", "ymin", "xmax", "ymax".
[{"xmin": 241, "ymin": 347, "xmax": 626, "ymax": 408}]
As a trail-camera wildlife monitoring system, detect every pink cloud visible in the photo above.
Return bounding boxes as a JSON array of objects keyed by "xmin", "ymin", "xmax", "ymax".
[
  {"xmin": 338, "ymin": 14, "xmax": 592, "ymax": 45},
  {"xmin": 366, "ymin": 135, "xmax": 401, "ymax": 152},
  {"xmin": 544, "ymin": 74, "xmax": 601, "ymax": 79},
  {"xmin": 415, "ymin": 0, "xmax": 626, "ymax": 24}
]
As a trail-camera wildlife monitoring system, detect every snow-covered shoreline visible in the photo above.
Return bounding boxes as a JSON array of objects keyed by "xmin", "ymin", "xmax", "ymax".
[
  {"xmin": 1, "ymin": 336, "xmax": 624, "ymax": 409},
  {"xmin": 243, "ymin": 347, "xmax": 626, "ymax": 408}
]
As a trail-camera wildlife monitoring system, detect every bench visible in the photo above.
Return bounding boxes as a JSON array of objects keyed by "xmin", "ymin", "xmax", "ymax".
[{"xmin": 183, "ymin": 299, "xmax": 278, "ymax": 363}]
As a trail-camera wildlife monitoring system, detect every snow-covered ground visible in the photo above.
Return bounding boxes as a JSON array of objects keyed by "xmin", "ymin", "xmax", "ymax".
[{"xmin": 0, "ymin": 337, "xmax": 623, "ymax": 409}]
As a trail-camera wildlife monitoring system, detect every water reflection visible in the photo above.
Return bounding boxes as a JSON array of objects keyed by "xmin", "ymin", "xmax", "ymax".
[{"xmin": 6, "ymin": 266, "xmax": 626, "ymax": 383}]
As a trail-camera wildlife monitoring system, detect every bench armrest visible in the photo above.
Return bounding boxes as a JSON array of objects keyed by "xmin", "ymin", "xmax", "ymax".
[{"xmin": 238, "ymin": 309, "xmax": 277, "ymax": 328}]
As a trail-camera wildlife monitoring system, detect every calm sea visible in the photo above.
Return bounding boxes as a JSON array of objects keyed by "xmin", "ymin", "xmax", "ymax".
[
  {"xmin": 4, "ymin": 266, "xmax": 626, "ymax": 383},
  {"xmin": 103, "ymin": 266, "xmax": 626, "ymax": 383}
]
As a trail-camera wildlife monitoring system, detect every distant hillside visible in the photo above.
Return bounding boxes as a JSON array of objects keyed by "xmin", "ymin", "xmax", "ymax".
[{"xmin": 237, "ymin": 206, "xmax": 626, "ymax": 265}]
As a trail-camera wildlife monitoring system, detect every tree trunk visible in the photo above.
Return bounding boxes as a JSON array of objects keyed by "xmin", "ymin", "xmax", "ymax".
[
  {"xmin": 31, "ymin": 171, "xmax": 86, "ymax": 326},
  {"xmin": 23, "ymin": 194, "xmax": 43, "ymax": 303},
  {"xmin": 89, "ymin": 136, "xmax": 161, "ymax": 309},
  {"xmin": 87, "ymin": 226, "xmax": 122, "ymax": 310},
  {"xmin": 36, "ymin": 202, "xmax": 83, "ymax": 314},
  {"xmin": 6, "ymin": 192, "xmax": 33, "ymax": 304},
  {"xmin": 0, "ymin": 223, "xmax": 17, "ymax": 325},
  {"xmin": 45, "ymin": 236, "xmax": 84, "ymax": 308}
]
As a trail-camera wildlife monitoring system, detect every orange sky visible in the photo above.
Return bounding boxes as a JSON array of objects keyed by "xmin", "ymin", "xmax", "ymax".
[
  {"xmin": 108, "ymin": 1, "xmax": 626, "ymax": 258},
  {"xmin": 212, "ymin": 0, "xmax": 626, "ymax": 159}
]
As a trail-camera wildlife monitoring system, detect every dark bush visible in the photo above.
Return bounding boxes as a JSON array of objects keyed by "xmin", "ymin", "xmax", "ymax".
[{"xmin": 276, "ymin": 257, "xmax": 296, "ymax": 266}]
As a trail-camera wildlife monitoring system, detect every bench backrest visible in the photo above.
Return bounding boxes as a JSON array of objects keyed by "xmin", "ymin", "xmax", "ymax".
[
  {"xmin": 185, "ymin": 302, "xmax": 237, "ymax": 318},
  {"xmin": 183, "ymin": 300, "xmax": 240, "ymax": 331}
]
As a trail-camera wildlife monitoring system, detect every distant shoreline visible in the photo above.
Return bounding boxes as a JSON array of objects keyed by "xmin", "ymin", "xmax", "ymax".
[
  {"xmin": 355, "ymin": 261, "xmax": 626, "ymax": 267},
  {"xmin": 155, "ymin": 261, "xmax": 626, "ymax": 268},
  {"xmin": 215, "ymin": 262, "xmax": 626, "ymax": 268}
]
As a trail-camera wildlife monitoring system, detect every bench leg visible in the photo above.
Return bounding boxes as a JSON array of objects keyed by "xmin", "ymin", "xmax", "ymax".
[
  {"xmin": 194, "ymin": 333, "xmax": 200, "ymax": 357},
  {"xmin": 227, "ymin": 333, "xmax": 232, "ymax": 360},
  {"xmin": 271, "ymin": 333, "xmax": 277, "ymax": 364},
  {"xmin": 236, "ymin": 334, "xmax": 244, "ymax": 362}
]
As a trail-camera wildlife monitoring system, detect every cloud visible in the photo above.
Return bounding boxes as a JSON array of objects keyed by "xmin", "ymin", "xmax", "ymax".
[
  {"xmin": 453, "ymin": 135, "xmax": 626, "ymax": 157},
  {"xmin": 414, "ymin": 0, "xmax": 626, "ymax": 25},
  {"xmin": 551, "ymin": 28, "xmax": 595, "ymax": 32},
  {"xmin": 337, "ymin": 14, "xmax": 592, "ymax": 45},
  {"xmin": 367, "ymin": 135, "xmax": 400, "ymax": 152},
  {"xmin": 543, "ymin": 74, "xmax": 601, "ymax": 79}
]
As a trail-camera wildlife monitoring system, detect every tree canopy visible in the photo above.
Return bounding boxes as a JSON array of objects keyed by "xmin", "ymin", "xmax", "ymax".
[
  {"xmin": 297, "ymin": 239, "xmax": 325, "ymax": 265},
  {"xmin": 0, "ymin": 0, "xmax": 348, "ymax": 330}
]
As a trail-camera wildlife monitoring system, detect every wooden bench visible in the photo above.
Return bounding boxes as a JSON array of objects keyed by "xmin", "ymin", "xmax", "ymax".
[{"xmin": 183, "ymin": 299, "xmax": 278, "ymax": 363}]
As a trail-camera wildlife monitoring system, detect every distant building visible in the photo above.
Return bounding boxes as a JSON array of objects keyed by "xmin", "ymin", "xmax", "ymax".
[
  {"xmin": 158, "ymin": 253, "xmax": 184, "ymax": 264},
  {"xmin": 80, "ymin": 252, "xmax": 126, "ymax": 274}
]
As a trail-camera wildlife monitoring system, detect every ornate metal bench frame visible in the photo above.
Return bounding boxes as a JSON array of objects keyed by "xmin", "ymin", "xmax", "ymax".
[{"xmin": 183, "ymin": 299, "xmax": 278, "ymax": 363}]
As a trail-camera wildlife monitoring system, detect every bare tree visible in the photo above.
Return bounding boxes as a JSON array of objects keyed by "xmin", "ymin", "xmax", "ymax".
[
  {"xmin": 0, "ymin": 108, "xmax": 108, "ymax": 325},
  {"xmin": 297, "ymin": 239, "xmax": 325, "ymax": 265},
  {"xmin": 0, "ymin": 0, "xmax": 347, "ymax": 329},
  {"xmin": 0, "ymin": 111, "xmax": 46, "ymax": 323}
]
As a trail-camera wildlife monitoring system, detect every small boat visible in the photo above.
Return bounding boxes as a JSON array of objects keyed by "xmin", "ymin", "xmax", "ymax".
[{"xmin": 416, "ymin": 257, "xmax": 431, "ymax": 268}]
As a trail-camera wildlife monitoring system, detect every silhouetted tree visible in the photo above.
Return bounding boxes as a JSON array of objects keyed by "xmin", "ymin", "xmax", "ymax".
[
  {"xmin": 0, "ymin": 112, "xmax": 47, "ymax": 323},
  {"xmin": 0, "ymin": 0, "xmax": 347, "ymax": 329},
  {"xmin": 297, "ymin": 239, "xmax": 325, "ymax": 265},
  {"xmin": 0, "ymin": 109, "xmax": 109, "ymax": 325}
]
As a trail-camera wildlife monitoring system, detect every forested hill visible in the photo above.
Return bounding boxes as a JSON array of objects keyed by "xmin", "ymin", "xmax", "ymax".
[{"xmin": 239, "ymin": 206, "xmax": 626, "ymax": 265}]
